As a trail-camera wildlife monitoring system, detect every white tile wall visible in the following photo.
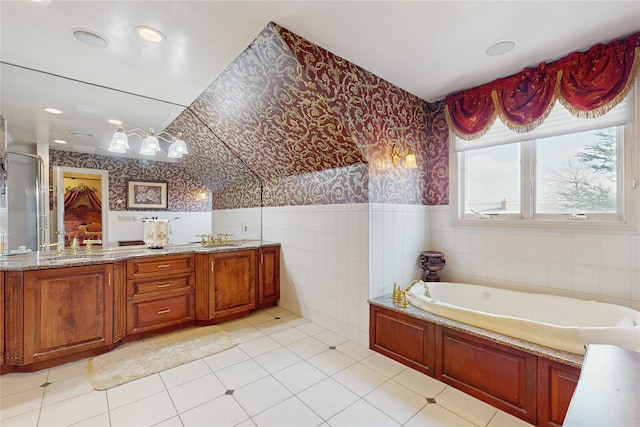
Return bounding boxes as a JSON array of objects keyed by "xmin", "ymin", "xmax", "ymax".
[
  {"xmin": 429, "ymin": 205, "xmax": 640, "ymax": 310},
  {"xmin": 262, "ymin": 203, "xmax": 430, "ymax": 348},
  {"xmin": 106, "ymin": 211, "xmax": 212, "ymax": 247},
  {"xmin": 212, "ymin": 207, "xmax": 261, "ymax": 241}
]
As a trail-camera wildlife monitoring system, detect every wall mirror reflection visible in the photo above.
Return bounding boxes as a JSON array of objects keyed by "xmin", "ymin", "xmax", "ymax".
[{"xmin": 0, "ymin": 62, "xmax": 262, "ymax": 252}]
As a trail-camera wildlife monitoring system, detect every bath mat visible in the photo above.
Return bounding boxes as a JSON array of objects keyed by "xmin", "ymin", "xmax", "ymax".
[{"xmin": 88, "ymin": 325, "xmax": 236, "ymax": 390}]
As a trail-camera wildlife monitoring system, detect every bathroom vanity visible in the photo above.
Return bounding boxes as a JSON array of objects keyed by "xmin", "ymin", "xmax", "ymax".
[{"xmin": 0, "ymin": 241, "xmax": 280, "ymax": 373}]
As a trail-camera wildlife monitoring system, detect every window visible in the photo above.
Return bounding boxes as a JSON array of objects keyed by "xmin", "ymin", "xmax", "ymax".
[{"xmin": 453, "ymin": 81, "xmax": 638, "ymax": 231}]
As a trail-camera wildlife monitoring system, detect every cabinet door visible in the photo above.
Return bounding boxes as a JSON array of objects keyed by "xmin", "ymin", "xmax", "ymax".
[
  {"xmin": 209, "ymin": 250, "xmax": 256, "ymax": 318},
  {"xmin": 257, "ymin": 246, "xmax": 280, "ymax": 308},
  {"xmin": 23, "ymin": 264, "xmax": 113, "ymax": 364},
  {"xmin": 538, "ymin": 358, "xmax": 580, "ymax": 427}
]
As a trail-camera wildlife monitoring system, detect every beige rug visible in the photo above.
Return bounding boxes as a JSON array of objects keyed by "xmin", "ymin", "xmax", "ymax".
[{"xmin": 88, "ymin": 325, "xmax": 236, "ymax": 390}]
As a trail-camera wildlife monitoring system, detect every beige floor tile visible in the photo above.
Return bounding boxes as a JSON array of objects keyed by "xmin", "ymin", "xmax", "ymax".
[
  {"xmin": 295, "ymin": 322, "xmax": 327, "ymax": 336},
  {"xmin": 268, "ymin": 326, "xmax": 309, "ymax": 346},
  {"xmin": 272, "ymin": 361, "xmax": 328, "ymax": 394},
  {"xmin": 0, "ymin": 387, "xmax": 44, "ymax": 421},
  {"xmin": 436, "ymin": 386, "xmax": 498, "ymax": 427},
  {"xmin": 286, "ymin": 336, "xmax": 330, "ymax": 359},
  {"xmin": 253, "ymin": 346, "xmax": 303, "ymax": 373},
  {"xmin": 109, "ymin": 391, "xmax": 177, "ymax": 427},
  {"xmin": 160, "ymin": 359, "xmax": 212, "ymax": 389},
  {"xmin": 238, "ymin": 335, "xmax": 282, "ymax": 358},
  {"xmin": 38, "ymin": 390, "xmax": 108, "ymax": 427},
  {"xmin": 313, "ymin": 330, "xmax": 349, "ymax": 347},
  {"xmin": 42, "ymin": 374, "xmax": 95, "ymax": 407},
  {"xmin": 297, "ymin": 378, "xmax": 358, "ymax": 420},
  {"xmin": 405, "ymin": 404, "xmax": 476, "ymax": 427},
  {"xmin": 70, "ymin": 412, "xmax": 111, "ymax": 427},
  {"xmin": 360, "ymin": 353, "xmax": 406, "ymax": 378},
  {"xmin": 306, "ymin": 349, "xmax": 355, "ymax": 376},
  {"xmin": 151, "ymin": 415, "xmax": 185, "ymax": 427},
  {"xmin": 0, "ymin": 371, "xmax": 48, "ymax": 397},
  {"xmin": 233, "ymin": 376, "xmax": 292, "ymax": 416},
  {"xmin": 0, "ymin": 408, "xmax": 40, "ymax": 427},
  {"xmin": 487, "ymin": 410, "xmax": 536, "ymax": 427},
  {"xmin": 335, "ymin": 340, "xmax": 374, "ymax": 361},
  {"xmin": 327, "ymin": 399, "xmax": 400, "ymax": 427},
  {"xmin": 180, "ymin": 394, "xmax": 249, "ymax": 427},
  {"xmin": 202, "ymin": 346, "xmax": 250, "ymax": 372},
  {"xmin": 167, "ymin": 373, "xmax": 226, "ymax": 413},
  {"xmin": 363, "ymin": 380, "xmax": 427, "ymax": 424},
  {"xmin": 47, "ymin": 359, "xmax": 90, "ymax": 383},
  {"xmin": 332, "ymin": 363, "xmax": 387, "ymax": 397},
  {"xmin": 251, "ymin": 396, "xmax": 323, "ymax": 427},
  {"xmin": 106, "ymin": 373, "xmax": 166, "ymax": 410},
  {"xmin": 214, "ymin": 359, "xmax": 268, "ymax": 390},
  {"xmin": 392, "ymin": 368, "xmax": 447, "ymax": 398}
]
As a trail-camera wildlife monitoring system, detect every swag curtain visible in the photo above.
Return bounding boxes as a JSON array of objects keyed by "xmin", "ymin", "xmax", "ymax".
[{"xmin": 445, "ymin": 32, "xmax": 640, "ymax": 140}]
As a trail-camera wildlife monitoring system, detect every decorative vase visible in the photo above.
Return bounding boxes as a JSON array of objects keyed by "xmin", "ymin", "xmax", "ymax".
[{"xmin": 419, "ymin": 250, "xmax": 445, "ymax": 282}]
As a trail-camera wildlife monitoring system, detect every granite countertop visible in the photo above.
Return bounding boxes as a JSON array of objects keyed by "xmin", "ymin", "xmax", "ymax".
[
  {"xmin": 369, "ymin": 294, "xmax": 584, "ymax": 368},
  {"xmin": 0, "ymin": 240, "xmax": 280, "ymax": 271}
]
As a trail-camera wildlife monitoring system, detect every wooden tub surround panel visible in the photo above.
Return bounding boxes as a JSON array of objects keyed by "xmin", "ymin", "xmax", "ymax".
[{"xmin": 369, "ymin": 303, "xmax": 581, "ymax": 427}]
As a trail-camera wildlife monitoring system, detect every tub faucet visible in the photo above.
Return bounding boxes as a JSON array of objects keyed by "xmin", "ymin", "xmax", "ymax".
[{"xmin": 405, "ymin": 279, "xmax": 430, "ymax": 298}]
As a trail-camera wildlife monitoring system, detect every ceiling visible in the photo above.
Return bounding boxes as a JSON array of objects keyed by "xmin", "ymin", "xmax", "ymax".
[{"xmin": 1, "ymin": 1, "xmax": 639, "ymax": 159}]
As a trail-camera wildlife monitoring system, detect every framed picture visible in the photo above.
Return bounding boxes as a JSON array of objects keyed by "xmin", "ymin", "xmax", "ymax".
[{"xmin": 127, "ymin": 181, "xmax": 167, "ymax": 209}]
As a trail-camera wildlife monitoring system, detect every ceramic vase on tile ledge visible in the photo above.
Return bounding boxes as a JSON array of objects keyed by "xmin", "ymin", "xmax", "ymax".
[{"xmin": 419, "ymin": 250, "xmax": 445, "ymax": 282}]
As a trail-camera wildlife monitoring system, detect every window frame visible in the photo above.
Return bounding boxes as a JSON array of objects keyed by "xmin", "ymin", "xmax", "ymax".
[{"xmin": 450, "ymin": 79, "xmax": 639, "ymax": 233}]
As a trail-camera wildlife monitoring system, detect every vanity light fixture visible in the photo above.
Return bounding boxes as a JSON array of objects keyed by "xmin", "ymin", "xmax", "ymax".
[
  {"xmin": 391, "ymin": 143, "xmax": 418, "ymax": 169},
  {"xmin": 54, "ymin": 139, "xmax": 67, "ymax": 144},
  {"xmin": 108, "ymin": 127, "xmax": 188, "ymax": 158},
  {"xmin": 45, "ymin": 107, "xmax": 63, "ymax": 115}
]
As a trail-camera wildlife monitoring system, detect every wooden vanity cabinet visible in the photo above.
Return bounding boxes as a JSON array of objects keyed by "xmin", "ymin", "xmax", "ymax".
[
  {"xmin": 20, "ymin": 264, "xmax": 113, "ymax": 365},
  {"xmin": 126, "ymin": 254, "xmax": 195, "ymax": 335},
  {"xmin": 257, "ymin": 246, "xmax": 280, "ymax": 309},
  {"xmin": 196, "ymin": 249, "xmax": 256, "ymax": 322}
]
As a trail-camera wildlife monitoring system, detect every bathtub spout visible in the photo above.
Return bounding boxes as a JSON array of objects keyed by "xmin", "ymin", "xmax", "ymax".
[{"xmin": 405, "ymin": 279, "xmax": 430, "ymax": 298}]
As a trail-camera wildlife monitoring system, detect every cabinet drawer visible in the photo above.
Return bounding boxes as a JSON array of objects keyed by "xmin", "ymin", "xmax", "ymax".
[
  {"xmin": 127, "ymin": 272, "xmax": 194, "ymax": 298},
  {"xmin": 127, "ymin": 292, "xmax": 194, "ymax": 334},
  {"xmin": 127, "ymin": 255, "xmax": 194, "ymax": 278}
]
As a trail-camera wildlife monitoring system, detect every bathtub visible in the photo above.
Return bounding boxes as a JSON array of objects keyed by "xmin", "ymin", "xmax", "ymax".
[{"xmin": 406, "ymin": 281, "xmax": 640, "ymax": 355}]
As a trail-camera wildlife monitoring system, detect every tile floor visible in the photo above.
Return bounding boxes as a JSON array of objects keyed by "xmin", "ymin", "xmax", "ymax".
[{"xmin": 0, "ymin": 307, "xmax": 533, "ymax": 427}]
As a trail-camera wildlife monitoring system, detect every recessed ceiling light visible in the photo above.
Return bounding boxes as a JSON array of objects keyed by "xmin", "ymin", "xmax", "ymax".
[
  {"xmin": 54, "ymin": 139, "xmax": 67, "ymax": 144},
  {"xmin": 108, "ymin": 119, "xmax": 122, "ymax": 126},
  {"xmin": 71, "ymin": 28, "xmax": 109, "ymax": 48},
  {"xmin": 136, "ymin": 26, "xmax": 165, "ymax": 43},
  {"xmin": 45, "ymin": 108, "xmax": 63, "ymax": 114},
  {"xmin": 485, "ymin": 39, "xmax": 516, "ymax": 57}
]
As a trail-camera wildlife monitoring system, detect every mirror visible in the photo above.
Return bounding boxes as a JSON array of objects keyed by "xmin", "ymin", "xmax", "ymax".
[{"xmin": 1, "ymin": 62, "xmax": 262, "ymax": 251}]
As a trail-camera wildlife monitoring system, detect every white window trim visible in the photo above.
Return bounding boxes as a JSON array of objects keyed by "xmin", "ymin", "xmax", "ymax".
[{"xmin": 450, "ymin": 77, "xmax": 639, "ymax": 234}]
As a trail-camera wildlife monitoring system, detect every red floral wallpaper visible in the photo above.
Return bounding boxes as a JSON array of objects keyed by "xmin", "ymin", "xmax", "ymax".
[
  {"xmin": 179, "ymin": 22, "xmax": 449, "ymax": 207},
  {"xmin": 49, "ymin": 150, "xmax": 212, "ymax": 212}
]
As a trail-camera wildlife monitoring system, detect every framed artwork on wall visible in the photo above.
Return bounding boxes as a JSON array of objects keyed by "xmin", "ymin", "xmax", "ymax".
[{"xmin": 127, "ymin": 181, "xmax": 167, "ymax": 209}]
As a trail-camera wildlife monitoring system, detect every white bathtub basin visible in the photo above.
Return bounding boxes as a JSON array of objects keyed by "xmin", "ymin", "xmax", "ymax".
[{"xmin": 406, "ymin": 281, "xmax": 640, "ymax": 355}]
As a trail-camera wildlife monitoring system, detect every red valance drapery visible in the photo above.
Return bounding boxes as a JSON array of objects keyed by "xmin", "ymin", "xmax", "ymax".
[
  {"xmin": 64, "ymin": 186, "xmax": 102, "ymax": 210},
  {"xmin": 445, "ymin": 32, "xmax": 640, "ymax": 140}
]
